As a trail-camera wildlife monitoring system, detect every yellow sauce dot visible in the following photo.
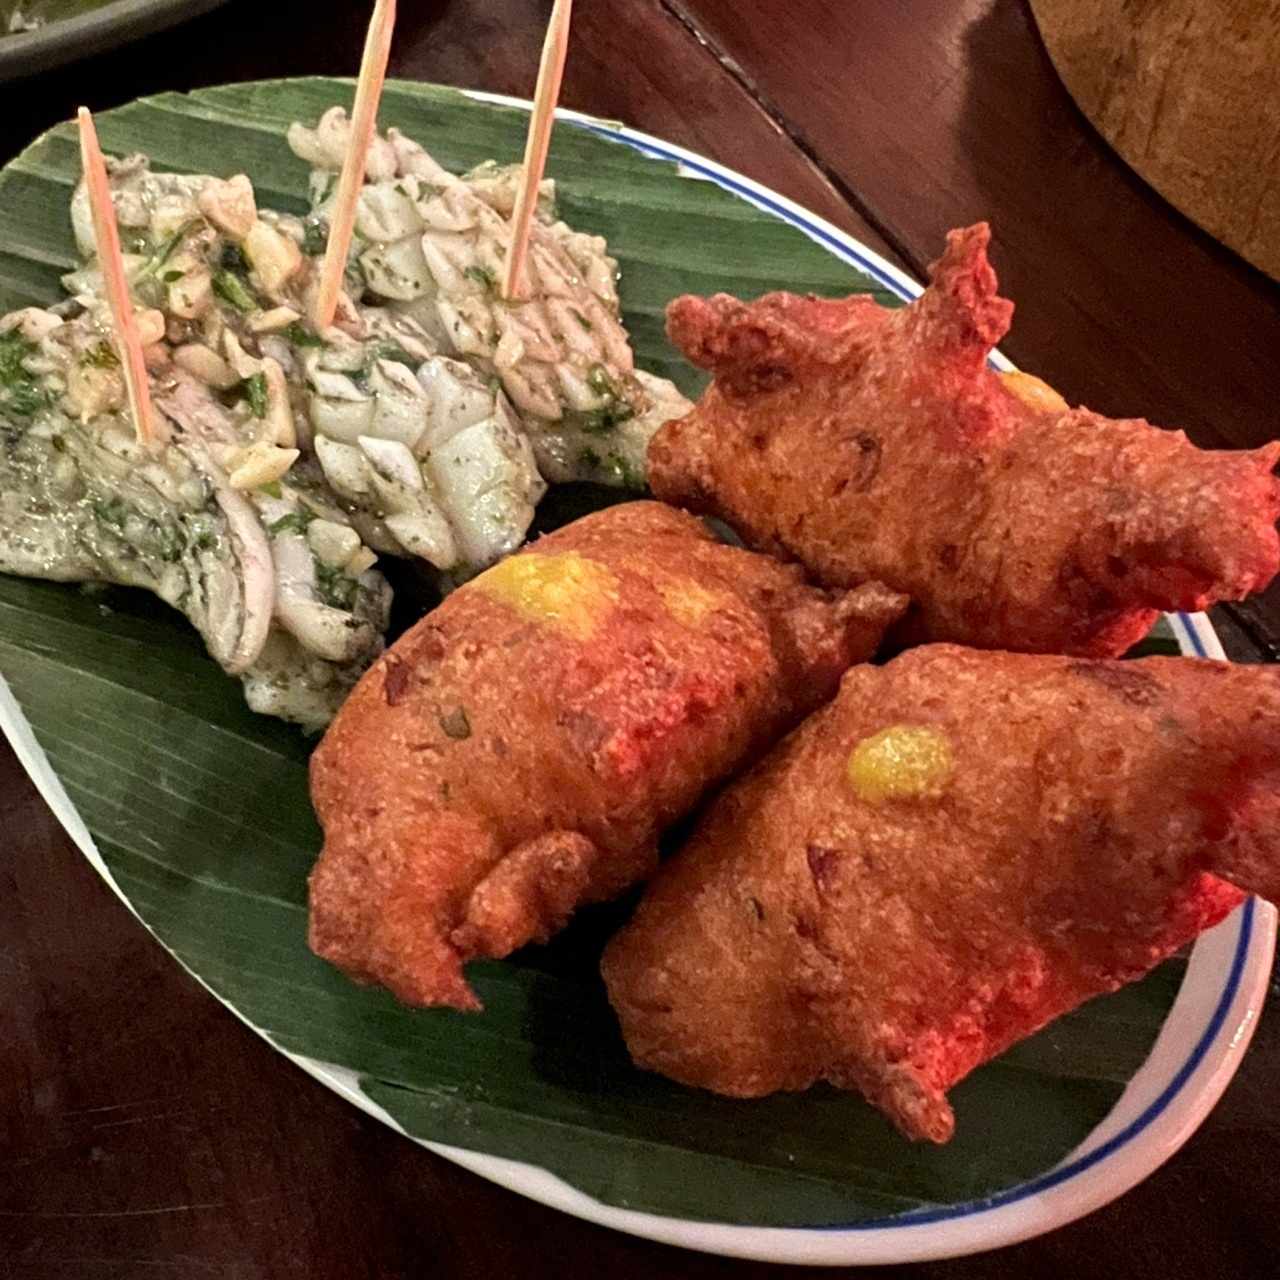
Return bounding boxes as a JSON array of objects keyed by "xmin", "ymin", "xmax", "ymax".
[
  {"xmin": 470, "ymin": 551, "xmax": 619, "ymax": 640},
  {"xmin": 1000, "ymin": 370, "xmax": 1069, "ymax": 415},
  {"xmin": 847, "ymin": 725, "xmax": 954, "ymax": 805},
  {"xmin": 654, "ymin": 575, "xmax": 732, "ymax": 629}
]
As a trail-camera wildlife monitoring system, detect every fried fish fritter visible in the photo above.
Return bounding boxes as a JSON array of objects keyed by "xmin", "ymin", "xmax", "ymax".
[
  {"xmin": 602, "ymin": 646, "xmax": 1280, "ymax": 1142},
  {"xmin": 649, "ymin": 224, "xmax": 1280, "ymax": 656},
  {"xmin": 309, "ymin": 501, "xmax": 906, "ymax": 1010}
]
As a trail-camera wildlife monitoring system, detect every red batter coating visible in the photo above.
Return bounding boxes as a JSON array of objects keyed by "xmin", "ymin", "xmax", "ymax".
[
  {"xmin": 602, "ymin": 646, "xmax": 1280, "ymax": 1142},
  {"xmin": 309, "ymin": 501, "xmax": 906, "ymax": 1010},
  {"xmin": 649, "ymin": 224, "xmax": 1280, "ymax": 656}
]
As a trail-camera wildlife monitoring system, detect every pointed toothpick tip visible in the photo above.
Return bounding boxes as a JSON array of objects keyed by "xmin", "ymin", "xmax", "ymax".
[
  {"xmin": 502, "ymin": 0, "xmax": 573, "ymax": 301},
  {"xmin": 77, "ymin": 106, "xmax": 155, "ymax": 447},
  {"xmin": 311, "ymin": 0, "xmax": 397, "ymax": 331}
]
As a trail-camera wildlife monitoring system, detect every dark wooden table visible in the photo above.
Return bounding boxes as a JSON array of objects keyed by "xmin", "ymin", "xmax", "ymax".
[{"xmin": 2, "ymin": 2, "xmax": 1278, "ymax": 1276}]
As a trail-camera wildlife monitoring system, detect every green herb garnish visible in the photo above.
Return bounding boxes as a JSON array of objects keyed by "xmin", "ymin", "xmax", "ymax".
[
  {"xmin": 242, "ymin": 372, "xmax": 269, "ymax": 419},
  {"xmin": 153, "ymin": 520, "xmax": 185, "ymax": 563},
  {"xmin": 564, "ymin": 363, "xmax": 637, "ymax": 435},
  {"xmin": 213, "ymin": 270, "xmax": 257, "ymax": 313},
  {"xmin": 0, "ymin": 328, "xmax": 30, "ymax": 383},
  {"xmin": 586, "ymin": 363, "xmax": 619, "ymax": 398},
  {"xmin": 0, "ymin": 329, "xmax": 51, "ymax": 418},
  {"xmin": 368, "ymin": 341, "xmax": 417, "ymax": 369},
  {"xmin": 573, "ymin": 310, "xmax": 593, "ymax": 331},
  {"xmin": 284, "ymin": 322, "xmax": 326, "ymax": 349},
  {"xmin": 188, "ymin": 514, "xmax": 219, "ymax": 551},
  {"xmin": 602, "ymin": 451, "xmax": 644, "ymax": 491},
  {"xmin": 92, "ymin": 496, "xmax": 129, "ymax": 529},
  {"xmin": 316, "ymin": 560, "xmax": 358, "ymax": 610},
  {"xmin": 83, "ymin": 341, "xmax": 119, "ymax": 369},
  {"xmin": 269, "ymin": 510, "xmax": 315, "ymax": 538},
  {"xmin": 463, "ymin": 264, "xmax": 497, "ymax": 293},
  {"xmin": 144, "ymin": 219, "xmax": 202, "ymax": 276},
  {"xmin": 571, "ymin": 398, "xmax": 636, "ymax": 436},
  {"xmin": 4, "ymin": 383, "xmax": 52, "ymax": 417},
  {"xmin": 161, "ymin": 269, "xmax": 185, "ymax": 284}
]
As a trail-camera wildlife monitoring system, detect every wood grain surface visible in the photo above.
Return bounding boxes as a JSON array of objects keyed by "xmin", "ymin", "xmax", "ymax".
[
  {"xmin": 1029, "ymin": 0, "xmax": 1280, "ymax": 282},
  {"xmin": 1, "ymin": 2, "xmax": 1278, "ymax": 1277}
]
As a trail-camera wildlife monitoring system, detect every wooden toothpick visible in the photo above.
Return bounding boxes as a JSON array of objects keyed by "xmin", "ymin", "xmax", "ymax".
[
  {"xmin": 311, "ymin": 0, "xmax": 397, "ymax": 331},
  {"xmin": 502, "ymin": 0, "xmax": 573, "ymax": 300},
  {"xmin": 77, "ymin": 107, "xmax": 155, "ymax": 446}
]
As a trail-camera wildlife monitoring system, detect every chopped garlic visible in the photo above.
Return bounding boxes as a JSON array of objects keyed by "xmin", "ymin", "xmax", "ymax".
[
  {"xmin": 227, "ymin": 441, "xmax": 300, "ymax": 490},
  {"xmin": 307, "ymin": 518, "xmax": 362, "ymax": 568},
  {"xmin": 260, "ymin": 358, "xmax": 297, "ymax": 449},
  {"xmin": 174, "ymin": 343, "xmax": 239, "ymax": 390},
  {"xmin": 248, "ymin": 306, "xmax": 302, "ymax": 334},
  {"xmin": 134, "ymin": 308, "xmax": 167, "ymax": 348},
  {"xmin": 169, "ymin": 269, "xmax": 213, "ymax": 320},
  {"xmin": 244, "ymin": 220, "xmax": 303, "ymax": 295},
  {"xmin": 198, "ymin": 174, "xmax": 258, "ymax": 240}
]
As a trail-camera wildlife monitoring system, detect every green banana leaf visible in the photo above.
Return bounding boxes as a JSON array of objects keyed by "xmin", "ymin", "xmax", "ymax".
[{"xmin": 0, "ymin": 77, "xmax": 1188, "ymax": 1228}]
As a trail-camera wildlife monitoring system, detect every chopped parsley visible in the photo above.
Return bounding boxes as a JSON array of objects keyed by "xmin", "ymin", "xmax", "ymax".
[
  {"xmin": 563, "ymin": 363, "xmax": 637, "ymax": 436},
  {"xmin": 0, "ymin": 328, "xmax": 33, "ymax": 382},
  {"xmin": 353, "ymin": 341, "xmax": 419, "ymax": 391},
  {"xmin": 143, "ymin": 219, "xmax": 201, "ymax": 275},
  {"xmin": 242, "ymin": 372, "xmax": 269, "ymax": 419},
  {"xmin": 463, "ymin": 264, "xmax": 498, "ymax": 293},
  {"xmin": 283, "ymin": 322, "xmax": 326, "ymax": 349},
  {"xmin": 187, "ymin": 514, "xmax": 219, "ymax": 551},
  {"xmin": 92, "ymin": 496, "xmax": 129, "ymax": 528},
  {"xmin": 154, "ymin": 520, "xmax": 185, "ymax": 563},
  {"xmin": 0, "ymin": 329, "xmax": 51, "ymax": 419},
  {"xmin": 92, "ymin": 497, "xmax": 190, "ymax": 562},
  {"xmin": 586, "ymin": 363, "xmax": 619, "ymax": 398},
  {"xmin": 316, "ymin": 560, "xmax": 358, "ymax": 610},
  {"xmin": 575, "ymin": 401, "xmax": 635, "ymax": 435},
  {"xmin": 600, "ymin": 451, "xmax": 644, "ymax": 490},
  {"xmin": 269, "ymin": 510, "xmax": 315, "ymax": 537},
  {"xmin": 213, "ymin": 270, "xmax": 257, "ymax": 313},
  {"xmin": 83, "ymin": 341, "xmax": 119, "ymax": 369},
  {"xmin": 572, "ymin": 310, "xmax": 593, "ymax": 331},
  {"xmin": 3, "ymin": 382, "xmax": 52, "ymax": 417},
  {"xmin": 161, "ymin": 269, "xmax": 185, "ymax": 284},
  {"xmin": 368, "ymin": 341, "xmax": 417, "ymax": 369}
]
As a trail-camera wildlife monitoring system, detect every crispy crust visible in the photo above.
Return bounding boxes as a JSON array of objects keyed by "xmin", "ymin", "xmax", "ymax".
[
  {"xmin": 602, "ymin": 647, "xmax": 1280, "ymax": 1142},
  {"xmin": 651, "ymin": 224, "xmax": 1280, "ymax": 656},
  {"xmin": 308, "ymin": 501, "xmax": 906, "ymax": 1009}
]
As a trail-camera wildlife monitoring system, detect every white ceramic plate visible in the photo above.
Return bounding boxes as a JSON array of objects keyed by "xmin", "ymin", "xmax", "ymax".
[{"xmin": 1, "ymin": 91, "xmax": 1272, "ymax": 1267}]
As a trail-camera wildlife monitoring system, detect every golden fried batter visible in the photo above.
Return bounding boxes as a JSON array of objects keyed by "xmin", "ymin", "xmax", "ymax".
[
  {"xmin": 649, "ymin": 224, "xmax": 1280, "ymax": 656},
  {"xmin": 602, "ymin": 646, "xmax": 1280, "ymax": 1142},
  {"xmin": 309, "ymin": 501, "xmax": 906, "ymax": 1010}
]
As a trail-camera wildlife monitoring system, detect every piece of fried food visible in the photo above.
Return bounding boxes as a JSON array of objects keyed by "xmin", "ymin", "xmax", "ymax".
[
  {"xmin": 649, "ymin": 224, "xmax": 1280, "ymax": 656},
  {"xmin": 309, "ymin": 501, "xmax": 906, "ymax": 1010},
  {"xmin": 602, "ymin": 645, "xmax": 1280, "ymax": 1142}
]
